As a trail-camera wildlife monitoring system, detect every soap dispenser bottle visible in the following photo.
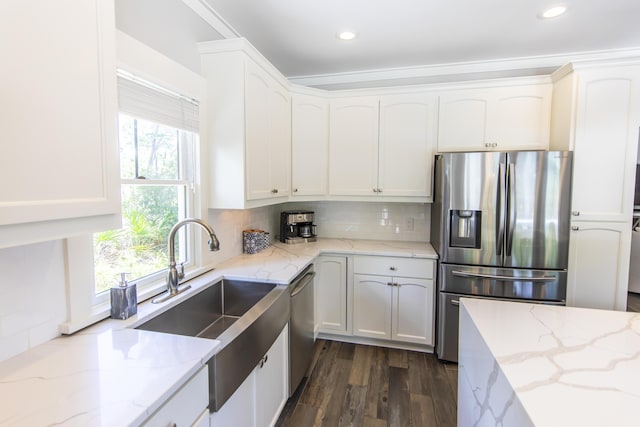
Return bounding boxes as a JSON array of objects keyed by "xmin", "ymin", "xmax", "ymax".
[{"xmin": 110, "ymin": 272, "xmax": 137, "ymax": 320}]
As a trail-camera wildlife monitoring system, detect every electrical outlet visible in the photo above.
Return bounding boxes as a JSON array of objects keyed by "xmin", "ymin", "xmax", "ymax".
[{"xmin": 405, "ymin": 218, "xmax": 414, "ymax": 231}]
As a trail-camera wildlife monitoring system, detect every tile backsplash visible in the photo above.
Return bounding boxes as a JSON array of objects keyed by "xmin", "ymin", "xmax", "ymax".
[
  {"xmin": 0, "ymin": 240, "xmax": 67, "ymax": 362},
  {"xmin": 284, "ymin": 201, "xmax": 431, "ymax": 242},
  {"xmin": 205, "ymin": 201, "xmax": 430, "ymax": 267}
]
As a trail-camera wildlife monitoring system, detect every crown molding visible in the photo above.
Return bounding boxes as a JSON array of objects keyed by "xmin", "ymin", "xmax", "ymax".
[
  {"xmin": 180, "ymin": 0, "xmax": 239, "ymax": 38},
  {"xmin": 289, "ymin": 46, "xmax": 640, "ymax": 90}
]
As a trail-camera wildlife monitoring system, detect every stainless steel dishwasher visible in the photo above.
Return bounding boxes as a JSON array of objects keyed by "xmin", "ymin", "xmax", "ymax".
[{"xmin": 289, "ymin": 264, "xmax": 315, "ymax": 395}]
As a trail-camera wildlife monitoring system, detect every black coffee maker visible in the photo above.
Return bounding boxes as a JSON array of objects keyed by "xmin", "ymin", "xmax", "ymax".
[{"xmin": 280, "ymin": 210, "xmax": 317, "ymax": 244}]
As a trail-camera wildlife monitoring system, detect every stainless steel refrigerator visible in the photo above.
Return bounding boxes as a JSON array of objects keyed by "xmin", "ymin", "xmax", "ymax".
[{"xmin": 431, "ymin": 151, "xmax": 573, "ymax": 362}]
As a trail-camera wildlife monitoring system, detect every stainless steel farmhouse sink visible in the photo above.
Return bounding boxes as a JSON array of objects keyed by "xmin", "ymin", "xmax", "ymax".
[{"xmin": 135, "ymin": 278, "xmax": 289, "ymax": 411}]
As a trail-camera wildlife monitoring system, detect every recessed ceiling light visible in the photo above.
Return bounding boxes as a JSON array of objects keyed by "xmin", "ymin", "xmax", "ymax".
[
  {"xmin": 540, "ymin": 5, "xmax": 567, "ymax": 19},
  {"xmin": 338, "ymin": 31, "xmax": 357, "ymax": 41}
]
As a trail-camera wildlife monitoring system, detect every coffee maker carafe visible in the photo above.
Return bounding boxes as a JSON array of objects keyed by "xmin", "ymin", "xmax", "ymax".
[{"xmin": 280, "ymin": 210, "xmax": 317, "ymax": 244}]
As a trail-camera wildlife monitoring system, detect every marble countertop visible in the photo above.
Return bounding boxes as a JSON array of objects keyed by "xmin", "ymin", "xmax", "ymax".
[
  {"xmin": 459, "ymin": 298, "xmax": 640, "ymax": 426},
  {"xmin": 0, "ymin": 329, "xmax": 219, "ymax": 427},
  {"xmin": 0, "ymin": 238, "xmax": 435, "ymax": 427}
]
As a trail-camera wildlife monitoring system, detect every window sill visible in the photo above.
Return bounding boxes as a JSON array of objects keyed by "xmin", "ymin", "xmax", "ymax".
[{"xmin": 60, "ymin": 265, "xmax": 215, "ymax": 335}]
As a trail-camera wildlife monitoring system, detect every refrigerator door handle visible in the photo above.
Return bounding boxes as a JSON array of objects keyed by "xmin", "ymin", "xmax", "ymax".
[
  {"xmin": 506, "ymin": 162, "xmax": 516, "ymax": 257},
  {"xmin": 452, "ymin": 270, "xmax": 557, "ymax": 282},
  {"xmin": 496, "ymin": 162, "xmax": 506, "ymax": 255}
]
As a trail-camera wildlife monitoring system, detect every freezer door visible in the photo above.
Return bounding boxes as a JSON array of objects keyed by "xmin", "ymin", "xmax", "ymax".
[
  {"xmin": 504, "ymin": 151, "xmax": 573, "ymax": 269},
  {"xmin": 434, "ymin": 152, "xmax": 504, "ymax": 266},
  {"xmin": 439, "ymin": 263, "xmax": 567, "ymax": 301}
]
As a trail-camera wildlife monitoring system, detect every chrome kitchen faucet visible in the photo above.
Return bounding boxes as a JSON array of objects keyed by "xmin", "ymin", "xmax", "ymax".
[{"xmin": 152, "ymin": 218, "xmax": 220, "ymax": 304}]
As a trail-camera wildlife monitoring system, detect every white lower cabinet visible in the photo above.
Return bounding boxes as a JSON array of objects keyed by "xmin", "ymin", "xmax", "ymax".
[
  {"xmin": 316, "ymin": 255, "xmax": 350, "ymax": 335},
  {"xmin": 567, "ymin": 222, "xmax": 631, "ymax": 311},
  {"xmin": 211, "ymin": 324, "xmax": 289, "ymax": 427},
  {"xmin": 352, "ymin": 256, "xmax": 435, "ymax": 346},
  {"xmin": 143, "ymin": 366, "xmax": 209, "ymax": 427}
]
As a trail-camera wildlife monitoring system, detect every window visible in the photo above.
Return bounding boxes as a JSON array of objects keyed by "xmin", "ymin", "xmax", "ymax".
[{"xmin": 93, "ymin": 72, "xmax": 200, "ymax": 297}]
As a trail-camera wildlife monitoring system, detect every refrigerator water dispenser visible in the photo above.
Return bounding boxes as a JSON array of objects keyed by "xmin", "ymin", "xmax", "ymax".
[{"xmin": 449, "ymin": 210, "xmax": 481, "ymax": 248}]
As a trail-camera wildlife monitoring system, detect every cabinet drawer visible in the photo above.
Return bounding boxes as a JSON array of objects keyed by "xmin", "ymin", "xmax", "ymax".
[
  {"xmin": 143, "ymin": 366, "xmax": 209, "ymax": 427},
  {"xmin": 353, "ymin": 256, "xmax": 434, "ymax": 279}
]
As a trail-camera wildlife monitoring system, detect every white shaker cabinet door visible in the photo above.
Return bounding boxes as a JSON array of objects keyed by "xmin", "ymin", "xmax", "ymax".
[
  {"xmin": 329, "ymin": 97, "xmax": 379, "ymax": 196},
  {"xmin": 378, "ymin": 94, "xmax": 437, "ymax": 199},
  {"xmin": 0, "ymin": 0, "xmax": 119, "ymax": 231},
  {"xmin": 255, "ymin": 324, "xmax": 289, "ymax": 427},
  {"xmin": 569, "ymin": 67, "xmax": 640, "ymax": 222},
  {"xmin": 392, "ymin": 277, "xmax": 434, "ymax": 345},
  {"xmin": 437, "ymin": 90, "xmax": 491, "ymax": 152},
  {"xmin": 317, "ymin": 255, "xmax": 349, "ymax": 335},
  {"xmin": 489, "ymin": 85, "xmax": 551, "ymax": 151},
  {"xmin": 245, "ymin": 62, "xmax": 273, "ymax": 201},
  {"xmin": 291, "ymin": 94, "xmax": 329, "ymax": 196},
  {"xmin": 567, "ymin": 222, "xmax": 630, "ymax": 311},
  {"xmin": 268, "ymin": 83, "xmax": 292, "ymax": 198},
  {"xmin": 353, "ymin": 274, "xmax": 393, "ymax": 340}
]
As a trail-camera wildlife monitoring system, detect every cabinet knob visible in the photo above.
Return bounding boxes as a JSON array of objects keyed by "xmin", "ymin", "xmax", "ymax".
[
  {"xmin": 389, "ymin": 266, "xmax": 397, "ymax": 271},
  {"xmin": 271, "ymin": 189, "xmax": 278, "ymax": 194},
  {"xmin": 293, "ymin": 188, "xmax": 298, "ymax": 193},
  {"xmin": 373, "ymin": 188, "xmax": 377, "ymax": 193},
  {"xmin": 387, "ymin": 282, "xmax": 394, "ymax": 287},
  {"xmin": 571, "ymin": 226, "xmax": 580, "ymax": 231},
  {"xmin": 572, "ymin": 211, "xmax": 580, "ymax": 216},
  {"xmin": 492, "ymin": 143, "xmax": 498, "ymax": 148},
  {"xmin": 378, "ymin": 188, "xmax": 382, "ymax": 193}
]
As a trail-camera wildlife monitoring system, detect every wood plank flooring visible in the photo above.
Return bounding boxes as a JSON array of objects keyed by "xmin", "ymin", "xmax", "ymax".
[
  {"xmin": 276, "ymin": 340, "xmax": 457, "ymax": 427},
  {"xmin": 627, "ymin": 291, "xmax": 640, "ymax": 312}
]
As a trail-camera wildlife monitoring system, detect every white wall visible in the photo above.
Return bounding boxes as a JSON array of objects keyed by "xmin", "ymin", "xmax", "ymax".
[
  {"xmin": 0, "ymin": 241, "xmax": 67, "ymax": 361},
  {"xmin": 114, "ymin": 0, "xmax": 223, "ymax": 73}
]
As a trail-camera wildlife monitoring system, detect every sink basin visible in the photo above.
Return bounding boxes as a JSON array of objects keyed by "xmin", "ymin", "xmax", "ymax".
[{"xmin": 135, "ymin": 278, "xmax": 289, "ymax": 411}]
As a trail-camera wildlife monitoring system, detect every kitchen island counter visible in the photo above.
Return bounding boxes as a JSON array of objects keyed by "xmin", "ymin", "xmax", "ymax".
[{"xmin": 458, "ymin": 298, "xmax": 640, "ymax": 426}]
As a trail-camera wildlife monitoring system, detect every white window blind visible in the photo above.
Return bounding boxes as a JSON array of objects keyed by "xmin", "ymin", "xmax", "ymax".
[{"xmin": 117, "ymin": 70, "xmax": 199, "ymax": 133}]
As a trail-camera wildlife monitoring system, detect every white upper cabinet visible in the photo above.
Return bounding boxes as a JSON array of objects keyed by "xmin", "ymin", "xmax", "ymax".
[
  {"xmin": 200, "ymin": 40, "xmax": 291, "ymax": 209},
  {"xmin": 329, "ymin": 94, "xmax": 437, "ymax": 201},
  {"xmin": 291, "ymin": 93, "xmax": 329, "ymax": 197},
  {"xmin": 378, "ymin": 94, "xmax": 437, "ymax": 199},
  {"xmin": 552, "ymin": 64, "xmax": 640, "ymax": 222},
  {"xmin": 0, "ymin": 0, "xmax": 120, "ymax": 247},
  {"xmin": 329, "ymin": 97, "xmax": 380, "ymax": 196},
  {"xmin": 437, "ymin": 83, "xmax": 551, "ymax": 152},
  {"xmin": 245, "ymin": 61, "xmax": 291, "ymax": 201}
]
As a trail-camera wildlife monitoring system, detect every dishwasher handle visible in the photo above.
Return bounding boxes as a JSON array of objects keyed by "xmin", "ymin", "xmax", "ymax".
[{"xmin": 290, "ymin": 271, "xmax": 316, "ymax": 297}]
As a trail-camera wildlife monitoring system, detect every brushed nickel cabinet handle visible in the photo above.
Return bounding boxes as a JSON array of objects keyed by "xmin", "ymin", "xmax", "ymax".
[
  {"xmin": 271, "ymin": 189, "xmax": 278, "ymax": 194},
  {"xmin": 571, "ymin": 226, "xmax": 580, "ymax": 231}
]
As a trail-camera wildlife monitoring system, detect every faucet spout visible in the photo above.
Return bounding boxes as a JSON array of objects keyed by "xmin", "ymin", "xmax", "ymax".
[{"xmin": 152, "ymin": 218, "xmax": 221, "ymax": 304}]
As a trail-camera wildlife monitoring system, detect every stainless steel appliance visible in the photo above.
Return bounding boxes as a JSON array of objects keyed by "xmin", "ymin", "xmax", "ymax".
[
  {"xmin": 432, "ymin": 151, "xmax": 573, "ymax": 362},
  {"xmin": 280, "ymin": 210, "xmax": 317, "ymax": 244},
  {"xmin": 289, "ymin": 264, "xmax": 316, "ymax": 395}
]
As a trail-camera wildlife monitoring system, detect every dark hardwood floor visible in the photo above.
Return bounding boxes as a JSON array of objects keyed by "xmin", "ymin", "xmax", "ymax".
[
  {"xmin": 276, "ymin": 340, "xmax": 457, "ymax": 427},
  {"xmin": 628, "ymin": 291, "xmax": 640, "ymax": 312}
]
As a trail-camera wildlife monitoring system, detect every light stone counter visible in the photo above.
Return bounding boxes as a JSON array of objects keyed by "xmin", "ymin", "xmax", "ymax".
[
  {"xmin": 458, "ymin": 298, "xmax": 640, "ymax": 427},
  {"xmin": 0, "ymin": 329, "xmax": 219, "ymax": 427},
  {"xmin": 0, "ymin": 238, "xmax": 434, "ymax": 426}
]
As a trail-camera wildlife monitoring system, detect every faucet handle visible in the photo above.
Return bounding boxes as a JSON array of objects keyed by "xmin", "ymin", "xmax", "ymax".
[{"xmin": 178, "ymin": 262, "xmax": 185, "ymax": 280}]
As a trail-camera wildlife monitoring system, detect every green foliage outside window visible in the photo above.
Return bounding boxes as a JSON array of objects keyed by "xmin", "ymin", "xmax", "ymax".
[{"xmin": 94, "ymin": 115, "xmax": 189, "ymax": 293}]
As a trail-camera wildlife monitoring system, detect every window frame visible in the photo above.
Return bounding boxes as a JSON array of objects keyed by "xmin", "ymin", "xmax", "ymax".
[
  {"xmin": 91, "ymin": 118, "xmax": 198, "ymax": 305},
  {"xmin": 60, "ymin": 31, "xmax": 209, "ymax": 334}
]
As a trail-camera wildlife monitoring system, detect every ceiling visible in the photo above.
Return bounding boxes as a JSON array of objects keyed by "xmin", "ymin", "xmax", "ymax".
[{"xmin": 198, "ymin": 0, "xmax": 640, "ymax": 88}]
